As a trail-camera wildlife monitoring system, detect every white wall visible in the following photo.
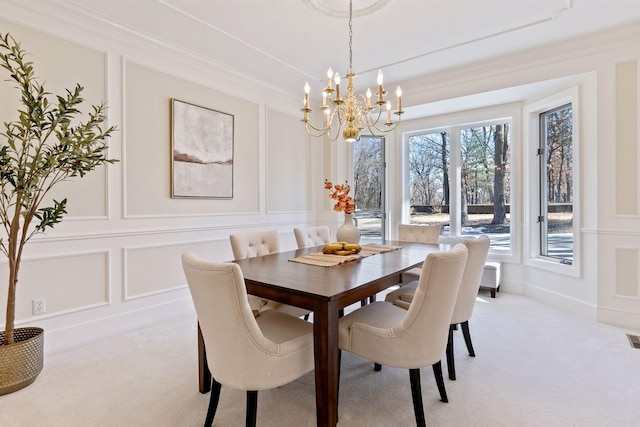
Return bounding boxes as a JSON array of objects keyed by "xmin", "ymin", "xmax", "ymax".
[{"xmin": 0, "ymin": 8, "xmax": 318, "ymax": 354}]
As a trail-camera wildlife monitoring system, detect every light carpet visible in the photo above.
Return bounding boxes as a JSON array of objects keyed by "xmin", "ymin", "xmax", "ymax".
[{"xmin": 1, "ymin": 290, "xmax": 639, "ymax": 426}]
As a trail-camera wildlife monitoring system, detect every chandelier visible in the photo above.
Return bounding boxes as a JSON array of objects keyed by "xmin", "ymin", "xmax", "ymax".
[{"xmin": 301, "ymin": 0, "xmax": 404, "ymax": 142}]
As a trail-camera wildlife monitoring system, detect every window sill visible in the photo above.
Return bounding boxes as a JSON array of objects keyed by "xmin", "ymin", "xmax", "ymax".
[{"xmin": 525, "ymin": 256, "xmax": 580, "ymax": 278}]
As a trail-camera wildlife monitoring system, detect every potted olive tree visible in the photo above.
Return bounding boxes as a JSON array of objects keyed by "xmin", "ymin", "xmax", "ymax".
[{"xmin": 0, "ymin": 33, "xmax": 117, "ymax": 394}]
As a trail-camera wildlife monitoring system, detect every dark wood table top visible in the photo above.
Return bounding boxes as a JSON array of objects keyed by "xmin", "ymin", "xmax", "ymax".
[{"xmin": 233, "ymin": 240, "xmax": 447, "ymax": 309}]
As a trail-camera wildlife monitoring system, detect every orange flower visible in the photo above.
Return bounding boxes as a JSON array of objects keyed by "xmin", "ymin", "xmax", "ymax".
[{"xmin": 324, "ymin": 179, "xmax": 356, "ymax": 214}]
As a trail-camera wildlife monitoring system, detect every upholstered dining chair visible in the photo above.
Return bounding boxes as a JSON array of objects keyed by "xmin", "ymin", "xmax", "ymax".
[
  {"xmin": 338, "ymin": 244, "xmax": 468, "ymax": 426},
  {"xmin": 293, "ymin": 225, "xmax": 332, "ymax": 249},
  {"xmin": 230, "ymin": 230, "xmax": 310, "ymax": 319},
  {"xmin": 182, "ymin": 252, "xmax": 315, "ymax": 427},
  {"xmin": 293, "ymin": 225, "xmax": 372, "ymax": 310},
  {"xmin": 398, "ymin": 223, "xmax": 443, "ymax": 243},
  {"xmin": 397, "ymin": 224, "xmax": 443, "ymax": 284},
  {"xmin": 385, "ymin": 235, "xmax": 490, "ymax": 380}
]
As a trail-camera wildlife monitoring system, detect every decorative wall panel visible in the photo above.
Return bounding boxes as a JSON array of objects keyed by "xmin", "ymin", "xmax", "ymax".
[
  {"xmin": 124, "ymin": 240, "xmax": 230, "ymax": 299},
  {"xmin": 0, "ymin": 19, "xmax": 109, "ymax": 218},
  {"xmin": 615, "ymin": 61, "xmax": 639, "ymax": 216},
  {"xmin": 0, "ymin": 251, "xmax": 109, "ymax": 321},
  {"xmin": 266, "ymin": 108, "xmax": 312, "ymax": 212},
  {"xmin": 124, "ymin": 61, "xmax": 259, "ymax": 217},
  {"xmin": 615, "ymin": 248, "xmax": 639, "ymax": 298}
]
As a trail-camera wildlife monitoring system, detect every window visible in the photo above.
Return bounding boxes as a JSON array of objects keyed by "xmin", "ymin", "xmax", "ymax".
[
  {"xmin": 460, "ymin": 123, "xmax": 511, "ymax": 250},
  {"xmin": 539, "ymin": 104, "xmax": 573, "ymax": 263},
  {"xmin": 408, "ymin": 131, "xmax": 450, "ymax": 228},
  {"xmin": 407, "ymin": 120, "xmax": 512, "ymax": 252},
  {"xmin": 353, "ymin": 135, "xmax": 385, "ymax": 238}
]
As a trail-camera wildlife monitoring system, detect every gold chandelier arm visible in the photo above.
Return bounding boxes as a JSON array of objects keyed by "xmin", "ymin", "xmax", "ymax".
[
  {"xmin": 363, "ymin": 120, "xmax": 400, "ymax": 136},
  {"xmin": 360, "ymin": 105, "xmax": 384, "ymax": 128},
  {"xmin": 303, "ymin": 119, "xmax": 341, "ymax": 141}
]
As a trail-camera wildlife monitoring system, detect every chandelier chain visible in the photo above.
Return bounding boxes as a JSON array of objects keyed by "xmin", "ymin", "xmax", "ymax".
[{"xmin": 348, "ymin": 0, "xmax": 353, "ymax": 71}]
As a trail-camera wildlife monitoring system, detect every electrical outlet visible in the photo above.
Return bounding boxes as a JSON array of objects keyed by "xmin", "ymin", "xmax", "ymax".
[{"xmin": 32, "ymin": 298, "xmax": 46, "ymax": 315}]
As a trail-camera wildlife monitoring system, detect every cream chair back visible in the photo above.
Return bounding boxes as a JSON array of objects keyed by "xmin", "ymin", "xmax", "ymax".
[
  {"xmin": 229, "ymin": 230, "xmax": 311, "ymax": 319},
  {"xmin": 294, "ymin": 226, "xmax": 332, "ymax": 249},
  {"xmin": 182, "ymin": 251, "xmax": 313, "ymax": 390},
  {"xmin": 398, "ymin": 224, "xmax": 442, "ymax": 243},
  {"xmin": 355, "ymin": 244, "xmax": 467, "ymax": 368},
  {"xmin": 451, "ymin": 235, "xmax": 490, "ymax": 324},
  {"xmin": 397, "ymin": 244, "xmax": 467, "ymax": 365},
  {"xmin": 230, "ymin": 230, "xmax": 279, "ymax": 260}
]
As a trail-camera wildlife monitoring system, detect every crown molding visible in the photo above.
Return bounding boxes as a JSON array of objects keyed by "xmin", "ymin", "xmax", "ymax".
[{"xmin": 403, "ymin": 20, "xmax": 640, "ymax": 103}]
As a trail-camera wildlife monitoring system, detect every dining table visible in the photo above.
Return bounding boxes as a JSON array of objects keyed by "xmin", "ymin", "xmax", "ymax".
[{"xmin": 197, "ymin": 239, "xmax": 448, "ymax": 427}]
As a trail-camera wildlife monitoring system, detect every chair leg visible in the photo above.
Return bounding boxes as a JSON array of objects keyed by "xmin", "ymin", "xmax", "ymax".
[
  {"xmin": 205, "ymin": 377, "xmax": 222, "ymax": 427},
  {"xmin": 461, "ymin": 321, "xmax": 475, "ymax": 357},
  {"xmin": 246, "ymin": 390, "xmax": 258, "ymax": 427},
  {"xmin": 409, "ymin": 369, "xmax": 426, "ymax": 427},
  {"xmin": 374, "ymin": 363, "xmax": 382, "ymax": 371},
  {"xmin": 360, "ymin": 298, "xmax": 367, "ymax": 307},
  {"xmin": 432, "ymin": 361, "xmax": 448, "ymax": 403},
  {"xmin": 304, "ymin": 313, "xmax": 310, "ymax": 321},
  {"xmin": 446, "ymin": 324, "xmax": 456, "ymax": 381},
  {"xmin": 491, "ymin": 288, "xmax": 496, "ymax": 298}
]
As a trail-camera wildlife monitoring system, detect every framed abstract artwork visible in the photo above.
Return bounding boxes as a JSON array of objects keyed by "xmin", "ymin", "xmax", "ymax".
[{"xmin": 171, "ymin": 99, "xmax": 234, "ymax": 198}]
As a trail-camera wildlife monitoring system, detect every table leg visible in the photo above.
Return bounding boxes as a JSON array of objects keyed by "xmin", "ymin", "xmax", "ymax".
[
  {"xmin": 198, "ymin": 322, "xmax": 211, "ymax": 394},
  {"xmin": 313, "ymin": 299, "xmax": 340, "ymax": 427}
]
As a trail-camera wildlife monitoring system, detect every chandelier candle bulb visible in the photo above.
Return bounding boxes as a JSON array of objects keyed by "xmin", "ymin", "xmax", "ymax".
[
  {"xmin": 366, "ymin": 88, "xmax": 372, "ymax": 108},
  {"xmin": 377, "ymin": 70, "xmax": 384, "ymax": 103},
  {"xmin": 386, "ymin": 101, "xmax": 391, "ymax": 125},
  {"xmin": 304, "ymin": 82, "xmax": 310, "ymax": 108},
  {"xmin": 396, "ymin": 86, "xmax": 402, "ymax": 112},
  {"xmin": 322, "ymin": 91, "xmax": 327, "ymax": 108},
  {"xmin": 335, "ymin": 73, "xmax": 341, "ymax": 100},
  {"xmin": 327, "ymin": 68, "xmax": 333, "ymax": 89}
]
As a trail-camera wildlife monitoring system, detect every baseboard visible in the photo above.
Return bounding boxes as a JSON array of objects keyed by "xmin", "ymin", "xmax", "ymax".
[
  {"xmin": 40, "ymin": 297, "xmax": 195, "ymax": 355},
  {"xmin": 597, "ymin": 307, "xmax": 640, "ymax": 333},
  {"xmin": 501, "ymin": 280, "xmax": 597, "ymax": 320}
]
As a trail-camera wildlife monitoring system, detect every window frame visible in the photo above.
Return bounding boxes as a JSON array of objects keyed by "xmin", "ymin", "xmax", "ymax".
[
  {"xmin": 539, "ymin": 102, "xmax": 573, "ymax": 261},
  {"xmin": 398, "ymin": 105, "xmax": 521, "ymax": 262},
  {"xmin": 524, "ymin": 88, "xmax": 581, "ymax": 277}
]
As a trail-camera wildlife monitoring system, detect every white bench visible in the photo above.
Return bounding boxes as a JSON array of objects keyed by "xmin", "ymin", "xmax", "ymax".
[
  {"xmin": 480, "ymin": 261, "xmax": 502, "ymax": 298},
  {"xmin": 404, "ymin": 235, "xmax": 503, "ymax": 298}
]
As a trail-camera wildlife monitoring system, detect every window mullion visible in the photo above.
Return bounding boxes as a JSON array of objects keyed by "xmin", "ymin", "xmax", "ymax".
[{"xmin": 449, "ymin": 127, "xmax": 462, "ymax": 237}]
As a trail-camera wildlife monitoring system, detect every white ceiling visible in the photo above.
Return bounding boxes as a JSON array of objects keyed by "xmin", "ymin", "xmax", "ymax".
[{"xmin": 39, "ymin": 0, "xmax": 640, "ymax": 105}]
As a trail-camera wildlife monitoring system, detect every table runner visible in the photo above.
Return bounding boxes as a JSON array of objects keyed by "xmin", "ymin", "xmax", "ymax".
[
  {"xmin": 289, "ymin": 243, "xmax": 402, "ymax": 267},
  {"xmin": 358, "ymin": 243, "xmax": 403, "ymax": 256}
]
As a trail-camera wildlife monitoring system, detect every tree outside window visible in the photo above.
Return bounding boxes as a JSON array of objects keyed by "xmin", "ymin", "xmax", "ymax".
[{"xmin": 408, "ymin": 122, "xmax": 511, "ymax": 251}]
